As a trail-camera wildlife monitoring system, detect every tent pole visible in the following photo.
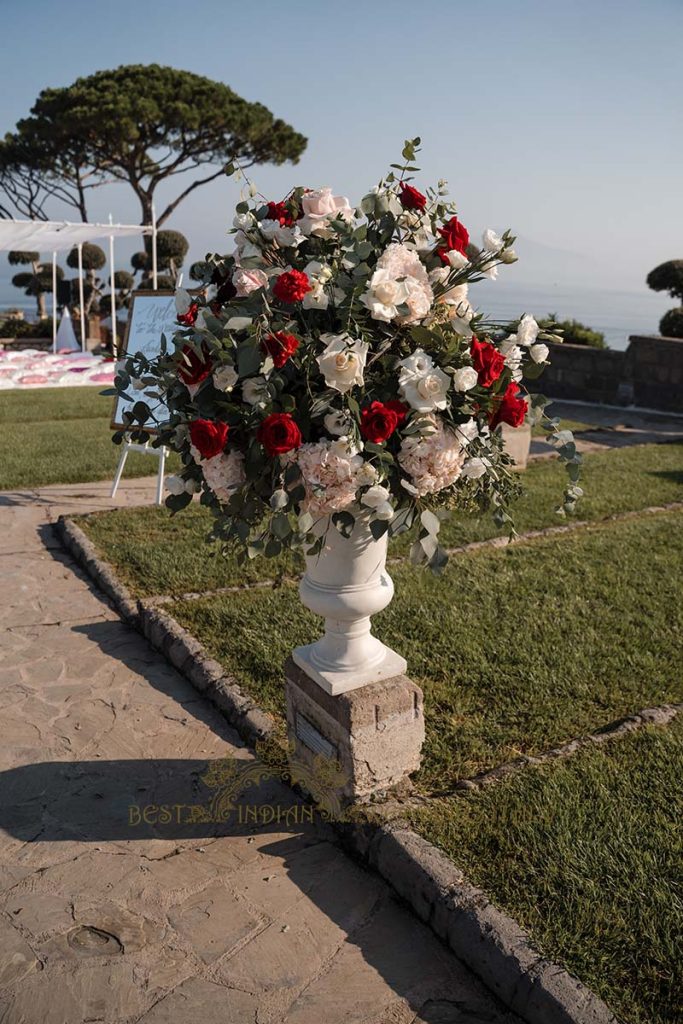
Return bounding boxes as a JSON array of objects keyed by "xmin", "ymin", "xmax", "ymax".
[
  {"xmin": 52, "ymin": 251, "xmax": 57, "ymax": 354},
  {"xmin": 151, "ymin": 203, "xmax": 158, "ymax": 290},
  {"xmin": 109, "ymin": 229, "xmax": 117, "ymax": 355},
  {"xmin": 77, "ymin": 243, "xmax": 86, "ymax": 351}
]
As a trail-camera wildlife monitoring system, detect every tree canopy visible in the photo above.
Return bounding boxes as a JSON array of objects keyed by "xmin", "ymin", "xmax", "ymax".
[
  {"xmin": 646, "ymin": 260, "xmax": 683, "ymax": 302},
  {"xmin": 0, "ymin": 64, "xmax": 307, "ymax": 226}
]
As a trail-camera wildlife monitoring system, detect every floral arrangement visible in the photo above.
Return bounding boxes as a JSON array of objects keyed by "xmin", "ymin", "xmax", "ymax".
[{"xmin": 113, "ymin": 139, "xmax": 582, "ymax": 572}]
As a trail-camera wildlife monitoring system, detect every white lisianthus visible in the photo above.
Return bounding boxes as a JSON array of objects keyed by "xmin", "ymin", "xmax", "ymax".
[
  {"xmin": 317, "ymin": 334, "xmax": 368, "ymax": 393},
  {"xmin": 213, "ymin": 365, "xmax": 238, "ymax": 392},
  {"xmin": 361, "ymin": 484, "xmax": 394, "ymax": 521},
  {"xmin": 461, "ymin": 457, "xmax": 491, "ymax": 480},
  {"xmin": 398, "ymin": 348, "xmax": 450, "ymax": 412},
  {"xmin": 357, "ymin": 462, "xmax": 378, "ymax": 486},
  {"xmin": 233, "ymin": 212, "xmax": 254, "ymax": 231},
  {"xmin": 482, "ymin": 228, "xmax": 504, "ymax": 252},
  {"xmin": 446, "ymin": 249, "xmax": 470, "ymax": 270},
  {"xmin": 516, "ymin": 314, "xmax": 540, "ymax": 346},
  {"xmin": 299, "ymin": 187, "xmax": 354, "ymax": 237},
  {"xmin": 454, "ymin": 418, "xmax": 480, "ymax": 445},
  {"xmin": 503, "ymin": 343, "xmax": 524, "ymax": 382},
  {"xmin": 452, "ymin": 366, "xmax": 479, "ymax": 392},
  {"xmin": 174, "ymin": 288, "xmax": 193, "ymax": 315},
  {"xmin": 232, "ymin": 232, "xmax": 261, "ymax": 261},
  {"xmin": 226, "ymin": 316, "xmax": 252, "ymax": 331},
  {"xmin": 242, "ymin": 376, "xmax": 269, "ymax": 406},
  {"xmin": 302, "ymin": 260, "xmax": 335, "ymax": 310},
  {"xmin": 428, "ymin": 267, "xmax": 450, "ymax": 287},
  {"xmin": 324, "ymin": 410, "xmax": 352, "ymax": 436},
  {"xmin": 165, "ymin": 475, "xmax": 186, "ymax": 496},
  {"xmin": 232, "ymin": 267, "xmax": 268, "ymax": 297},
  {"xmin": 530, "ymin": 343, "xmax": 549, "ymax": 363}
]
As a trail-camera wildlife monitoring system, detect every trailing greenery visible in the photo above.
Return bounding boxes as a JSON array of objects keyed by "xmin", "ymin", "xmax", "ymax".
[
  {"xmin": 409, "ymin": 717, "xmax": 683, "ymax": 1024},
  {"xmin": 76, "ymin": 442, "xmax": 683, "ymax": 597},
  {"xmin": 538, "ymin": 315, "xmax": 607, "ymax": 349}
]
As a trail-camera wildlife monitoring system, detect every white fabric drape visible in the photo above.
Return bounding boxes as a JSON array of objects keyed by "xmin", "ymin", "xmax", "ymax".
[{"xmin": 0, "ymin": 220, "xmax": 153, "ymax": 252}]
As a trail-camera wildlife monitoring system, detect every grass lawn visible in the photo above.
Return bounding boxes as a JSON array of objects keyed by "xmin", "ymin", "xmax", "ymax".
[
  {"xmin": 410, "ymin": 718, "xmax": 683, "ymax": 1024},
  {"xmin": 76, "ymin": 442, "xmax": 683, "ymax": 597},
  {"xmin": 169, "ymin": 510, "xmax": 683, "ymax": 781},
  {"xmin": 0, "ymin": 387, "xmax": 178, "ymax": 490}
]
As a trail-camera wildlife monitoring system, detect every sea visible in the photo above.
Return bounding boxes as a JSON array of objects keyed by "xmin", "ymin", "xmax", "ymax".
[{"xmin": 0, "ymin": 272, "xmax": 671, "ymax": 353}]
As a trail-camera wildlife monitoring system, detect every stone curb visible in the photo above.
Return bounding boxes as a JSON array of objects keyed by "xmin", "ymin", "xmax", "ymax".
[{"xmin": 55, "ymin": 513, "xmax": 617, "ymax": 1024}]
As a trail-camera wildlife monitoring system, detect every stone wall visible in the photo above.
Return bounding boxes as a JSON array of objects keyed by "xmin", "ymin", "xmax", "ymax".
[{"xmin": 540, "ymin": 335, "xmax": 683, "ymax": 412}]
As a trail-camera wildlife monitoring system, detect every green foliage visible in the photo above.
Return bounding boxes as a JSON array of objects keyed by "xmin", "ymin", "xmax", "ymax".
[
  {"xmin": 113, "ymin": 270, "xmax": 134, "ymax": 290},
  {"xmin": 538, "ymin": 315, "xmax": 607, "ymax": 349},
  {"xmin": 0, "ymin": 64, "xmax": 307, "ymax": 224},
  {"xmin": 646, "ymin": 259, "xmax": 683, "ymax": 301},
  {"xmin": 154, "ymin": 229, "xmax": 188, "ymax": 262},
  {"xmin": 659, "ymin": 306, "xmax": 683, "ymax": 338},
  {"xmin": 7, "ymin": 250, "xmax": 38, "ymax": 265},
  {"xmin": 66, "ymin": 242, "xmax": 106, "ymax": 271},
  {"xmin": 0, "ymin": 317, "xmax": 52, "ymax": 338}
]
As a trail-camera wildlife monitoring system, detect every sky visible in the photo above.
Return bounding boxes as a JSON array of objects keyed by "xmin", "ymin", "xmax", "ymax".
[{"xmin": 0, "ymin": 0, "xmax": 681, "ymax": 304}]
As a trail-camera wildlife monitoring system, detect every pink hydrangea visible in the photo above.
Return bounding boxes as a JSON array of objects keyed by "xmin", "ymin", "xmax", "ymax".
[
  {"xmin": 398, "ymin": 421, "xmax": 467, "ymax": 496},
  {"xmin": 375, "ymin": 243, "xmax": 433, "ymax": 323},
  {"xmin": 198, "ymin": 450, "xmax": 245, "ymax": 503},
  {"xmin": 290, "ymin": 440, "xmax": 365, "ymax": 515}
]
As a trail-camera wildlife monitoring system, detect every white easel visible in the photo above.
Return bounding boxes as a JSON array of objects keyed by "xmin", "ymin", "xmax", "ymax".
[{"xmin": 111, "ymin": 442, "xmax": 167, "ymax": 506}]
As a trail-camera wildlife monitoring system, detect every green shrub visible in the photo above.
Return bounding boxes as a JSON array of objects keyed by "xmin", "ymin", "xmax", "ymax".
[
  {"xmin": 659, "ymin": 307, "xmax": 683, "ymax": 339},
  {"xmin": 0, "ymin": 318, "xmax": 52, "ymax": 338},
  {"xmin": 538, "ymin": 315, "xmax": 607, "ymax": 349}
]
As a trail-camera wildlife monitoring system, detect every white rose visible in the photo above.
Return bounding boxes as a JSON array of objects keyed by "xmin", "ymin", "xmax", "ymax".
[
  {"xmin": 530, "ymin": 343, "xmax": 549, "ymax": 364},
  {"xmin": 454, "ymin": 418, "xmax": 480, "ymax": 444},
  {"xmin": 461, "ymin": 457, "xmax": 490, "ymax": 480},
  {"xmin": 302, "ymin": 284, "xmax": 329, "ymax": 310},
  {"xmin": 398, "ymin": 349, "xmax": 450, "ymax": 413},
  {"xmin": 324, "ymin": 410, "xmax": 351, "ymax": 436},
  {"xmin": 361, "ymin": 484, "xmax": 394, "ymax": 521},
  {"xmin": 452, "ymin": 366, "xmax": 479, "ymax": 392},
  {"xmin": 232, "ymin": 267, "xmax": 268, "ymax": 297},
  {"xmin": 259, "ymin": 219, "xmax": 303, "ymax": 248},
  {"xmin": 317, "ymin": 334, "xmax": 368, "ymax": 393},
  {"xmin": 361, "ymin": 269, "xmax": 409, "ymax": 322},
  {"xmin": 213, "ymin": 364, "xmax": 238, "ymax": 392},
  {"xmin": 299, "ymin": 187, "xmax": 354, "ymax": 236},
  {"xmin": 516, "ymin": 314, "xmax": 540, "ymax": 346},
  {"xmin": 242, "ymin": 376, "xmax": 269, "ymax": 406}
]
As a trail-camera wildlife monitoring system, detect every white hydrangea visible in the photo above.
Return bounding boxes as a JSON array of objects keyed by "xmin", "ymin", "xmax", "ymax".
[{"xmin": 398, "ymin": 421, "xmax": 467, "ymax": 496}]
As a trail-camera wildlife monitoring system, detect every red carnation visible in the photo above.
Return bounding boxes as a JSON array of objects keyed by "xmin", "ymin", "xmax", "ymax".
[
  {"xmin": 399, "ymin": 182, "xmax": 427, "ymax": 212},
  {"xmin": 177, "ymin": 302, "xmax": 199, "ymax": 327},
  {"xmin": 257, "ymin": 412, "xmax": 302, "ymax": 456},
  {"xmin": 489, "ymin": 382, "xmax": 528, "ymax": 429},
  {"xmin": 262, "ymin": 331, "xmax": 300, "ymax": 369},
  {"xmin": 189, "ymin": 419, "xmax": 229, "ymax": 460},
  {"xmin": 384, "ymin": 399, "xmax": 409, "ymax": 424},
  {"xmin": 267, "ymin": 201, "xmax": 294, "ymax": 226},
  {"xmin": 178, "ymin": 343, "xmax": 213, "ymax": 387},
  {"xmin": 272, "ymin": 270, "xmax": 311, "ymax": 304},
  {"xmin": 470, "ymin": 337, "xmax": 506, "ymax": 388},
  {"xmin": 437, "ymin": 216, "xmax": 470, "ymax": 264},
  {"xmin": 360, "ymin": 401, "xmax": 404, "ymax": 444}
]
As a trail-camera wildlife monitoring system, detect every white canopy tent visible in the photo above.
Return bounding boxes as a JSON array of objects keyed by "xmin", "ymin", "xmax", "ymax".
[{"xmin": 0, "ymin": 216, "xmax": 158, "ymax": 352}]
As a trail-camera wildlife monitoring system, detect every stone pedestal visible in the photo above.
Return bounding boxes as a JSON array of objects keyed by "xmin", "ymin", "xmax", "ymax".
[
  {"xmin": 284, "ymin": 656, "xmax": 424, "ymax": 803},
  {"xmin": 501, "ymin": 421, "xmax": 532, "ymax": 469}
]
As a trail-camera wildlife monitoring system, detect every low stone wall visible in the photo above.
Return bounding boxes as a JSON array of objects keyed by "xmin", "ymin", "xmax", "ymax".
[{"xmin": 540, "ymin": 335, "xmax": 683, "ymax": 411}]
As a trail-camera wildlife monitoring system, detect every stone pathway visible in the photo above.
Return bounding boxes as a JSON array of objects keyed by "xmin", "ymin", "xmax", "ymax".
[
  {"xmin": 0, "ymin": 478, "xmax": 518, "ymax": 1024},
  {"xmin": 531, "ymin": 400, "xmax": 683, "ymax": 456}
]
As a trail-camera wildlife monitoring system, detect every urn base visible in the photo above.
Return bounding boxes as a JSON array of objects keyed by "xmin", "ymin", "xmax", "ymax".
[{"xmin": 292, "ymin": 641, "xmax": 408, "ymax": 696}]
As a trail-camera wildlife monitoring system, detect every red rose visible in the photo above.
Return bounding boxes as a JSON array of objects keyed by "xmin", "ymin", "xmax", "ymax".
[
  {"xmin": 178, "ymin": 343, "xmax": 213, "ymax": 386},
  {"xmin": 272, "ymin": 270, "xmax": 311, "ymax": 304},
  {"xmin": 489, "ymin": 382, "xmax": 528, "ymax": 429},
  {"xmin": 384, "ymin": 399, "xmax": 409, "ymax": 424},
  {"xmin": 262, "ymin": 331, "xmax": 300, "ymax": 369},
  {"xmin": 470, "ymin": 337, "xmax": 506, "ymax": 388},
  {"xmin": 189, "ymin": 419, "xmax": 229, "ymax": 459},
  {"xmin": 177, "ymin": 302, "xmax": 199, "ymax": 327},
  {"xmin": 267, "ymin": 201, "xmax": 294, "ymax": 226},
  {"xmin": 437, "ymin": 216, "xmax": 470, "ymax": 264},
  {"xmin": 257, "ymin": 412, "xmax": 302, "ymax": 456},
  {"xmin": 360, "ymin": 401, "xmax": 403, "ymax": 444},
  {"xmin": 399, "ymin": 183, "xmax": 427, "ymax": 211}
]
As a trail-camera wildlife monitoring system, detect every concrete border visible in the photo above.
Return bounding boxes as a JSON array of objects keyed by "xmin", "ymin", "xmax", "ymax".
[{"xmin": 55, "ymin": 512, "xmax": 619, "ymax": 1024}]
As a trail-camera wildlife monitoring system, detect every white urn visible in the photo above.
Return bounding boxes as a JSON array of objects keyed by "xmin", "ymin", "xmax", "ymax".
[{"xmin": 293, "ymin": 510, "xmax": 407, "ymax": 695}]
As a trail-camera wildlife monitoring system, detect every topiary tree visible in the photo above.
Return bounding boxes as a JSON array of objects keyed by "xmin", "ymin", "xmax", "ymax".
[
  {"xmin": 66, "ymin": 242, "xmax": 107, "ymax": 315},
  {"xmin": 8, "ymin": 250, "xmax": 44, "ymax": 316},
  {"xmin": 659, "ymin": 307, "xmax": 683, "ymax": 339},
  {"xmin": 131, "ymin": 228, "xmax": 189, "ymax": 287},
  {"xmin": 0, "ymin": 65, "xmax": 306, "ymax": 225},
  {"xmin": 646, "ymin": 260, "xmax": 683, "ymax": 336}
]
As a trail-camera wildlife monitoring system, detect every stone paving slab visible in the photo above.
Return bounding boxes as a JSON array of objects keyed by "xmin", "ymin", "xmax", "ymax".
[{"xmin": 0, "ymin": 478, "xmax": 518, "ymax": 1024}]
